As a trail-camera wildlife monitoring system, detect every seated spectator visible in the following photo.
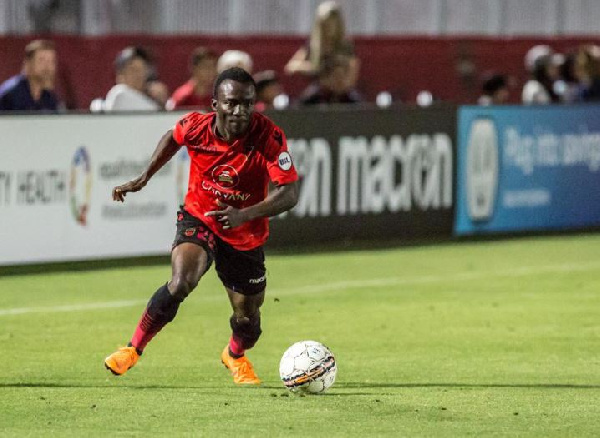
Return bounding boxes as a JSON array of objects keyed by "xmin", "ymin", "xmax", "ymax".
[
  {"xmin": 478, "ymin": 73, "xmax": 509, "ymax": 105},
  {"xmin": 285, "ymin": 1, "xmax": 359, "ymax": 88},
  {"xmin": 217, "ymin": 50, "xmax": 253, "ymax": 74},
  {"xmin": 554, "ymin": 52, "xmax": 581, "ymax": 103},
  {"xmin": 574, "ymin": 45, "xmax": 600, "ymax": 102},
  {"xmin": 522, "ymin": 45, "xmax": 560, "ymax": 105},
  {"xmin": 167, "ymin": 47, "xmax": 218, "ymax": 110},
  {"xmin": 104, "ymin": 46, "xmax": 160, "ymax": 111},
  {"xmin": 0, "ymin": 39, "xmax": 61, "ymax": 111},
  {"xmin": 146, "ymin": 62, "xmax": 169, "ymax": 109},
  {"xmin": 253, "ymin": 70, "xmax": 283, "ymax": 112},
  {"xmin": 299, "ymin": 55, "xmax": 361, "ymax": 105}
]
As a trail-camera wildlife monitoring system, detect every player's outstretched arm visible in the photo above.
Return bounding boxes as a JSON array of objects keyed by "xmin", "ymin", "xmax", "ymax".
[
  {"xmin": 205, "ymin": 182, "xmax": 298, "ymax": 230},
  {"xmin": 112, "ymin": 130, "xmax": 181, "ymax": 202}
]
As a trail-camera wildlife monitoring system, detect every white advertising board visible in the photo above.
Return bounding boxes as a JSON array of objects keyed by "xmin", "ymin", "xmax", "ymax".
[{"xmin": 0, "ymin": 113, "xmax": 188, "ymax": 265}]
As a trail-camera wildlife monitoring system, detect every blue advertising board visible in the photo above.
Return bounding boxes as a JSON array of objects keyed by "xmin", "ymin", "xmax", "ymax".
[{"xmin": 455, "ymin": 105, "xmax": 600, "ymax": 235}]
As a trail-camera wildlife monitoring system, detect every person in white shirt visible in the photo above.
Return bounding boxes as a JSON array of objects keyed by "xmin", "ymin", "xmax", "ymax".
[
  {"xmin": 522, "ymin": 45, "xmax": 560, "ymax": 105},
  {"xmin": 104, "ymin": 47, "xmax": 160, "ymax": 111}
]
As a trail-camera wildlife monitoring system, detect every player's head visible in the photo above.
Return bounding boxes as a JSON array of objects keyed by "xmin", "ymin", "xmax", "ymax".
[
  {"xmin": 212, "ymin": 67, "xmax": 256, "ymax": 139},
  {"xmin": 24, "ymin": 39, "xmax": 56, "ymax": 85}
]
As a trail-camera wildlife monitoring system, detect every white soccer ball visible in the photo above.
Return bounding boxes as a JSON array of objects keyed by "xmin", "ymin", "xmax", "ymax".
[{"xmin": 279, "ymin": 340, "xmax": 337, "ymax": 394}]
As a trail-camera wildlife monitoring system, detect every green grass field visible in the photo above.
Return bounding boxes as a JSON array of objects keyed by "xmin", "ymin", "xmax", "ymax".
[{"xmin": 1, "ymin": 234, "xmax": 599, "ymax": 437}]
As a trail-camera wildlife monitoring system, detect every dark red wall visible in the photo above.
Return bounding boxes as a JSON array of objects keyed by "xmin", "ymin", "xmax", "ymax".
[{"xmin": 1, "ymin": 35, "xmax": 598, "ymax": 110}]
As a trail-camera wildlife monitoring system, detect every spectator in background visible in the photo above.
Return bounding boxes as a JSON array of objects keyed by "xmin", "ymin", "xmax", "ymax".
[
  {"xmin": 217, "ymin": 50, "xmax": 253, "ymax": 74},
  {"xmin": 522, "ymin": 45, "xmax": 560, "ymax": 105},
  {"xmin": 254, "ymin": 70, "xmax": 282, "ymax": 112},
  {"xmin": 146, "ymin": 63, "xmax": 170, "ymax": 109},
  {"xmin": 554, "ymin": 52, "xmax": 581, "ymax": 103},
  {"xmin": 104, "ymin": 46, "xmax": 160, "ymax": 111},
  {"xmin": 478, "ymin": 73, "xmax": 509, "ymax": 105},
  {"xmin": 574, "ymin": 45, "xmax": 600, "ymax": 102},
  {"xmin": 299, "ymin": 55, "xmax": 361, "ymax": 105},
  {"xmin": 168, "ymin": 47, "xmax": 218, "ymax": 111},
  {"xmin": 285, "ymin": 1, "xmax": 359, "ymax": 88},
  {"xmin": 0, "ymin": 39, "xmax": 61, "ymax": 111}
]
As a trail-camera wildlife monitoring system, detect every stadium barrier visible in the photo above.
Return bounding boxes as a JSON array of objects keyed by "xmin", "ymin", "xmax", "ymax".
[
  {"xmin": 266, "ymin": 107, "xmax": 457, "ymax": 246},
  {"xmin": 455, "ymin": 105, "xmax": 600, "ymax": 235},
  {"xmin": 0, "ymin": 107, "xmax": 456, "ymax": 265},
  {"xmin": 2, "ymin": 105, "xmax": 599, "ymax": 265}
]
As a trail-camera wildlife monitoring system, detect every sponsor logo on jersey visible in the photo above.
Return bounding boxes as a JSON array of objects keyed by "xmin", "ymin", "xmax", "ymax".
[
  {"xmin": 278, "ymin": 151, "xmax": 292, "ymax": 171},
  {"xmin": 201, "ymin": 181, "xmax": 251, "ymax": 202},
  {"xmin": 211, "ymin": 165, "xmax": 239, "ymax": 189}
]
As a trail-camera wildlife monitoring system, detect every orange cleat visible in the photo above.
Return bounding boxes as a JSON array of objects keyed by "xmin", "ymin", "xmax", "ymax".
[
  {"xmin": 104, "ymin": 346, "xmax": 140, "ymax": 376},
  {"xmin": 221, "ymin": 346, "xmax": 261, "ymax": 385}
]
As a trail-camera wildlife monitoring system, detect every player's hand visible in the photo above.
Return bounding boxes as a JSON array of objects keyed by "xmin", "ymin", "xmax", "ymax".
[
  {"xmin": 204, "ymin": 200, "xmax": 248, "ymax": 230},
  {"xmin": 112, "ymin": 175, "xmax": 148, "ymax": 202}
]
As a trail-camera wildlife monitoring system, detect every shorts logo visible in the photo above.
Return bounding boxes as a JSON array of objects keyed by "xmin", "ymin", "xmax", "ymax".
[
  {"xmin": 249, "ymin": 274, "xmax": 266, "ymax": 284},
  {"xmin": 184, "ymin": 227, "xmax": 195, "ymax": 237},
  {"xmin": 278, "ymin": 151, "xmax": 292, "ymax": 171},
  {"xmin": 211, "ymin": 165, "xmax": 239, "ymax": 189}
]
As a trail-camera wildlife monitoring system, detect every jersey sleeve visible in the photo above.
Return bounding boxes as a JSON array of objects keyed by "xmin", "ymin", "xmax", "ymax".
[
  {"xmin": 264, "ymin": 125, "xmax": 298, "ymax": 186},
  {"xmin": 172, "ymin": 112, "xmax": 199, "ymax": 145}
]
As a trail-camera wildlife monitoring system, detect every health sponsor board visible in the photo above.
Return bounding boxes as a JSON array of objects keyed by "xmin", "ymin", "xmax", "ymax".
[
  {"xmin": 0, "ymin": 113, "xmax": 182, "ymax": 265},
  {"xmin": 455, "ymin": 106, "xmax": 600, "ymax": 235}
]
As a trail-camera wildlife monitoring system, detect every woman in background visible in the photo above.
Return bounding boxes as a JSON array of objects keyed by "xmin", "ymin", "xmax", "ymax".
[{"xmin": 285, "ymin": 0, "xmax": 359, "ymax": 88}]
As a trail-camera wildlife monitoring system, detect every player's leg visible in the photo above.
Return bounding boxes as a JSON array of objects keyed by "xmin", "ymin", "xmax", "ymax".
[
  {"xmin": 226, "ymin": 288, "xmax": 265, "ymax": 358},
  {"xmin": 216, "ymin": 242, "xmax": 266, "ymax": 385},
  {"xmin": 220, "ymin": 288, "xmax": 265, "ymax": 385},
  {"xmin": 129, "ymin": 242, "xmax": 210, "ymax": 353},
  {"xmin": 105, "ymin": 209, "xmax": 215, "ymax": 376},
  {"xmin": 105, "ymin": 243, "xmax": 210, "ymax": 376}
]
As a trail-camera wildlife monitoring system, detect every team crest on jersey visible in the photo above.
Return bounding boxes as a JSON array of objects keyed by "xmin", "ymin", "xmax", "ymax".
[
  {"xmin": 278, "ymin": 151, "xmax": 293, "ymax": 171},
  {"xmin": 211, "ymin": 165, "xmax": 240, "ymax": 189}
]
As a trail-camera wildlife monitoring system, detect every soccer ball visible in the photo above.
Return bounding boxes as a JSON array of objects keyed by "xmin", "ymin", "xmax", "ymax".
[{"xmin": 279, "ymin": 340, "xmax": 337, "ymax": 394}]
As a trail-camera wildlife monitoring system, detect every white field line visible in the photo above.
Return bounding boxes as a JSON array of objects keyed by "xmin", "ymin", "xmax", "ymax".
[{"xmin": 0, "ymin": 261, "xmax": 598, "ymax": 317}]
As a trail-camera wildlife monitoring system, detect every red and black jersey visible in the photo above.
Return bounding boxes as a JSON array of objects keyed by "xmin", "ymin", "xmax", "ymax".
[{"xmin": 172, "ymin": 111, "xmax": 298, "ymax": 250}]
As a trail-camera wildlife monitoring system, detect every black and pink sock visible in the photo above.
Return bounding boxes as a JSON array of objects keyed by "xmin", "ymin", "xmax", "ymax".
[{"xmin": 130, "ymin": 283, "xmax": 182, "ymax": 353}]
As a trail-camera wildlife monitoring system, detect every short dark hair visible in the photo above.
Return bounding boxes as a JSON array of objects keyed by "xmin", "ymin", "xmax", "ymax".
[
  {"xmin": 482, "ymin": 74, "xmax": 507, "ymax": 95},
  {"xmin": 115, "ymin": 46, "xmax": 152, "ymax": 73},
  {"xmin": 190, "ymin": 47, "xmax": 217, "ymax": 68},
  {"xmin": 213, "ymin": 67, "xmax": 256, "ymax": 98},
  {"xmin": 25, "ymin": 39, "xmax": 55, "ymax": 60}
]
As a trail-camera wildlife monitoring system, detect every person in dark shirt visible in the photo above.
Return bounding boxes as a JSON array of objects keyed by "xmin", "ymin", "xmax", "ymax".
[
  {"xmin": 0, "ymin": 39, "xmax": 61, "ymax": 112},
  {"xmin": 299, "ymin": 54, "xmax": 361, "ymax": 105},
  {"xmin": 253, "ymin": 70, "xmax": 283, "ymax": 112}
]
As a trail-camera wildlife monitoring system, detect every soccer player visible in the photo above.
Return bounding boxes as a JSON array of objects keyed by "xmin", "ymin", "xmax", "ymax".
[{"xmin": 104, "ymin": 68, "xmax": 299, "ymax": 385}]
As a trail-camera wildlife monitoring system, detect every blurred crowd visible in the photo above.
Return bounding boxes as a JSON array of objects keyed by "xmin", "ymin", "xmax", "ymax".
[
  {"xmin": 1, "ymin": 1, "xmax": 600, "ymax": 113},
  {"xmin": 479, "ymin": 44, "xmax": 600, "ymax": 106}
]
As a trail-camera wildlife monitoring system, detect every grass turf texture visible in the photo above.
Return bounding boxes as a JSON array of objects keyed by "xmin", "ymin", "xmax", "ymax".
[{"xmin": 0, "ymin": 234, "xmax": 599, "ymax": 437}]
